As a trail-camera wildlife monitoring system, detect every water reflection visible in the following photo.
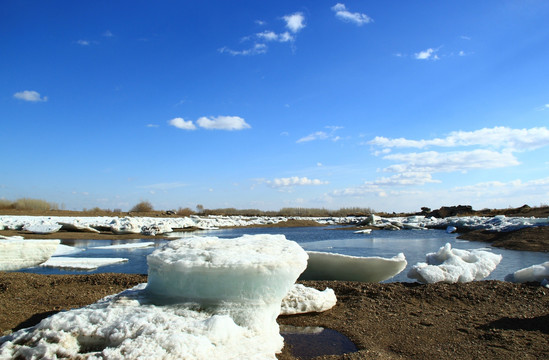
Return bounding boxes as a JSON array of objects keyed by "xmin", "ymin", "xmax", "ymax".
[{"xmin": 280, "ymin": 325, "xmax": 359, "ymax": 359}]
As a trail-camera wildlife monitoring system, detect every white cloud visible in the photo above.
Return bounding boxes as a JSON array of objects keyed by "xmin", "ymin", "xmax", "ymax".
[
  {"xmin": 368, "ymin": 126, "xmax": 549, "ymax": 151},
  {"xmin": 460, "ymin": 35, "xmax": 471, "ymax": 40},
  {"xmin": 283, "ymin": 12, "xmax": 306, "ymax": 33},
  {"xmin": 257, "ymin": 30, "xmax": 294, "ymax": 43},
  {"xmin": 103, "ymin": 30, "xmax": 114, "ymax": 37},
  {"xmin": 331, "ymin": 3, "xmax": 373, "ymax": 26},
  {"xmin": 76, "ymin": 40, "xmax": 90, "ymax": 46},
  {"xmin": 218, "ymin": 43, "xmax": 268, "ymax": 56},
  {"xmin": 196, "ymin": 116, "xmax": 251, "ymax": 130},
  {"xmin": 369, "ymin": 172, "xmax": 441, "ymax": 186},
  {"xmin": 168, "ymin": 117, "xmax": 196, "ymax": 130},
  {"xmin": 267, "ymin": 176, "xmax": 328, "ymax": 188},
  {"xmin": 414, "ymin": 48, "xmax": 439, "ymax": 60},
  {"xmin": 13, "ymin": 90, "xmax": 47, "ymax": 102},
  {"xmin": 146, "ymin": 124, "xmax": 159, "ymax": 128},
  {"xmin": 297, "ymin": 131, "xmax": 329, "ymax": 143},
  {"xmin": 297, "ymin": 126, "xmax": 343, "ymax": 143},
  {"xmin": 383, "ymin": 149, "xmax": 520, "ymax": 173}
]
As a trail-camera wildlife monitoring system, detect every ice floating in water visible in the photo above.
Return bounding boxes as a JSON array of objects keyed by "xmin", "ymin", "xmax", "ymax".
[
  {"xmin": 1, "ymin": 235, "xmax": 317, "ymax": 359},
  {"xmin": 280, "ymin": 284, "xmax": 337, "ymax": 315},
  {"xmin": 90, "ymin": 242, "xmax": 155, "ymax": 250},
  {"xmin": 354, "ymin": 229, "xmax": 372, "ymax": 234},
  {"xmin": 52, "ymin": 244, "xmax": 85, "ymax": 256},
  {"xmin": 407, "ymin": 243, "xmax": 502, "ymax": 283},
  {"xmin": 0, "ymin": 238, "xmax": 60, "ymax": 271},
  {"xmin": 504, "ymin": 261, "xmax": 549, "ymax": 284},
  {"xmin": 40, "ymin": 257, "xmax": 128, "ymax": 270},
  {"xmin": 300, "ymin": 251, "xmax": 407, "ymax": 283}
]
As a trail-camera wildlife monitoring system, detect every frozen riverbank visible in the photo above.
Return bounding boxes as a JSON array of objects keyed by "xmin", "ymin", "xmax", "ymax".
[{"xmin": 0, "ymin": 273, "xmax": 547, "ymax": 360}]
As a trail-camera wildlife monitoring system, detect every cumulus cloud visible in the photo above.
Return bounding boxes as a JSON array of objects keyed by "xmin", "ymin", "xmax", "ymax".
[
  {"xmin": 13, "ymin": 90, "xmax": 47, "ymax": 102},
  {"xmin": 414, "ymin": 48, "xmax": 439, "ymax": 60},
  {"xmin": 168, "ymin": 117, "xmax": 196, "ymax": 130},
  {"xmin": 368, "ymin": 126, "xmax": 549, "ymax": 151},
  {"xmin": 267, "ymin": 176, "xmax": 328, "ymax": 188},
  {"xmin": 283, "ymin": 12, "xmax": 306, "ymax": 33},
  {"xmin": 196, "ymin": 116, "xmax": 250, "ymax": 130},
  {"xmin": 331, "ymin": 3, "xmax": 373, "ymax": 26}
]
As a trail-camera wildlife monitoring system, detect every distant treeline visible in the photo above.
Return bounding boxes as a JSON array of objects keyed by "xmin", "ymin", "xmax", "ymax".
[
  {"xmin": 0, "ymin": 198, "xmax": 376, "ymax": 217},
  {"xmin": 0, "ymin": 198, "xmax": 60, "ymax": 211}
]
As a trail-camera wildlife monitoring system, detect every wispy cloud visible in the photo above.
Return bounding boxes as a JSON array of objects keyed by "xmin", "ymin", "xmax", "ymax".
[
  {"xmin": 13, "ymin": 90, "xmax": 47, "ymax": 102},
  {"xmin": 76, "ymin": 39, "xmax": 91, "ymax": 46},
  {"xmin": 103, "ymin": 30, "xmax": 114, "ymax": 37},
  {"xmin": 297, "ymin": 126, "xmax": 343, "ymax": 143},
  {"xmin": 267, "ymin": 176, "xmax": 328, "ymax": 188},
  {"xmin": 168, "ymin": 117, "xmax": 196, "ymax": 130},
  {"xmin": 138, "ymin": 182, "xmax": 188, "ymax": 190},
  {"xmin": 220, "ymin": 11, "xmax": 305, "ymax": 56},
  {"xmin": 331, "ymin": 3, "xmax": 373, "ymax": 26},
  {"xmin": 146, "ymin": 124, "xmax": 159, "ymax": 128},
  {"xmin": 218, "ymin": 43, "xmax": 267, "ymax": 56},
  {"xmin": 196, "ymin": 116, "xmax": 251, "ymax": 130}
]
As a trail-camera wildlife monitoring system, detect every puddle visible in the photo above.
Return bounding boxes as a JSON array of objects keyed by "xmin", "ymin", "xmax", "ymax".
[{"xmin": 280, "ymin": 325, "xmax": 359, "ymax": 359}]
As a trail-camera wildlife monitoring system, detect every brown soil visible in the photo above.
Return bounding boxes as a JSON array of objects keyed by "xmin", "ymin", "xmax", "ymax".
[
  {"xmin": 458, "ymin": 226, "xmax": 549, "ymax": 252},
  {"xmin": 1, "ymin": 273, "xmax": 547, "ymax": 359}
]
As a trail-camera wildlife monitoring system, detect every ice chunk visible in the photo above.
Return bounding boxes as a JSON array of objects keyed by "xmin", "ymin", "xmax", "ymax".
[
  {"xmin": 90, "ymin": 242, "xmax": 155, "ymax": 250},
  {"xmin": 504, "ymin": 261, "xmax": 549, "ymax": 284},
  {"xmin": 280, "ymin": 284, "xmax": 337, "ymax": 315},
  {"xmin": 354, "ymin": 229, "xmax": 372, "ymax": 234},
  {"xmin": 146, "ymin": 235, "xmax": 308, "ymax": 306},
  {"xmin": 40, "ymin": 257, "xmax": 128, "ymax": 270},
  {"xmin": 0, "ymin": 235, "xmax": 310, "ymax": 360},
  {"xmin": 407, "ymin": 243, "xmax": 502, "ymax": 283},
  {"xmin": 0, "ymin": 238, "xmax": 60, "ymax": 271},
  {"xmin": 52, "ymin": 244, "xmax": 85, "ymax": 256},
  {"xmin": 299, "ymin": 251, "xmax": 407, "ymax": 283},
  {"xmin": 23, "ymin": 221, "xmax": 62, "ymax": 234}
]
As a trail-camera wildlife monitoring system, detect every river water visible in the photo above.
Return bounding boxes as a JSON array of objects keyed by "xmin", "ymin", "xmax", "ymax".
[{"xmin": 18, "ymin": 226, "xmax": 548, "ymax": 282}]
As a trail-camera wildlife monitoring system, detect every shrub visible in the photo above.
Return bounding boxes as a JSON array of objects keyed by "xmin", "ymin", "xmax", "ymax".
[
  {"xmin": 14, "ymin": 198, "xmax": 58, "ymax": 211},
  {"xmin": 130, "ymin": 201, "xmax": 154, "ymax": 212},
  {"xmin": 0, "ymin": 199, "xmax": 13, "ymax": 209}
]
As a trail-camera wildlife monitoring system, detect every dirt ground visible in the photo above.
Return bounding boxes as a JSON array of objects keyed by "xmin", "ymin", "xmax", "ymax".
[{"xmin": 0, "ymin": 272, "xmax": 547, "ymax": 359}]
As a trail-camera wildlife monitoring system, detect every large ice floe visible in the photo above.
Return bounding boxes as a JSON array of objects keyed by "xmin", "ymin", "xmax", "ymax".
[
  {"xmin": 504, "ymin": 261, "xmax": 549, "ymax": 286},
  {"xmin": 0, "ymin": 235, "xmax": 337, "ymax": 360},
  {"xmin": 407, "ymin": 243, "xmax": 502, "ymax": 283},
  {"xmin": 300, "ymin": 251, "xmax": 407, "ymax": 283},
  {"xmin": 0, "ymin": 237, "xmax": 60, "ymax": 271}
]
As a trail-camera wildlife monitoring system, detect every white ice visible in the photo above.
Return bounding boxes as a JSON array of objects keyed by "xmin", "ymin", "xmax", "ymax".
[
  {"xmin": 0, "ymin": 238, "xmax": 60, "ymax": 271},
  {"xmin": 52, "ymin": 244, "xmax": 85, "ymax": 256},
  {"xmin": 40, "ymin": 257, "xmax": 128, "ymax": 270},
  {"xmin": 90, "ymin": 242, "xmax": 155, "ymax": 250},
  {"xmin": 280, "ymin": 284, "xmax": 336, "ymax": 315},
  {"xmin": 1, "ymin": 213, "xmax": 548, "ymax": 236},
  {"xmin": 504, "ymin": 261, "xmax": 549, "ymax": 284},
  {"xmin": 300, "ymin": 251, "xmax": 407, "ymax": 283},
  {"xmin": 407, "ymin": 243, "xmax": 502, "ymax": 283},
  {"xmin": 1, "ymin": 235, "xmax": 316, "ymax": 360}
]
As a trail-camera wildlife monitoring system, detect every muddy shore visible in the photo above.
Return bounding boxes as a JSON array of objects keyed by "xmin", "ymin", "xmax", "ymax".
[{"xmin": 0, "ymin": 272, "xmax": 547, "ymax": 359}]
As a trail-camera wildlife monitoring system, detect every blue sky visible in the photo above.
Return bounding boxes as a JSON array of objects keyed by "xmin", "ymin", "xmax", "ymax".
[{"xmin": 2, "ymin": 0, "xmax": 549, "ymax": 212}]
